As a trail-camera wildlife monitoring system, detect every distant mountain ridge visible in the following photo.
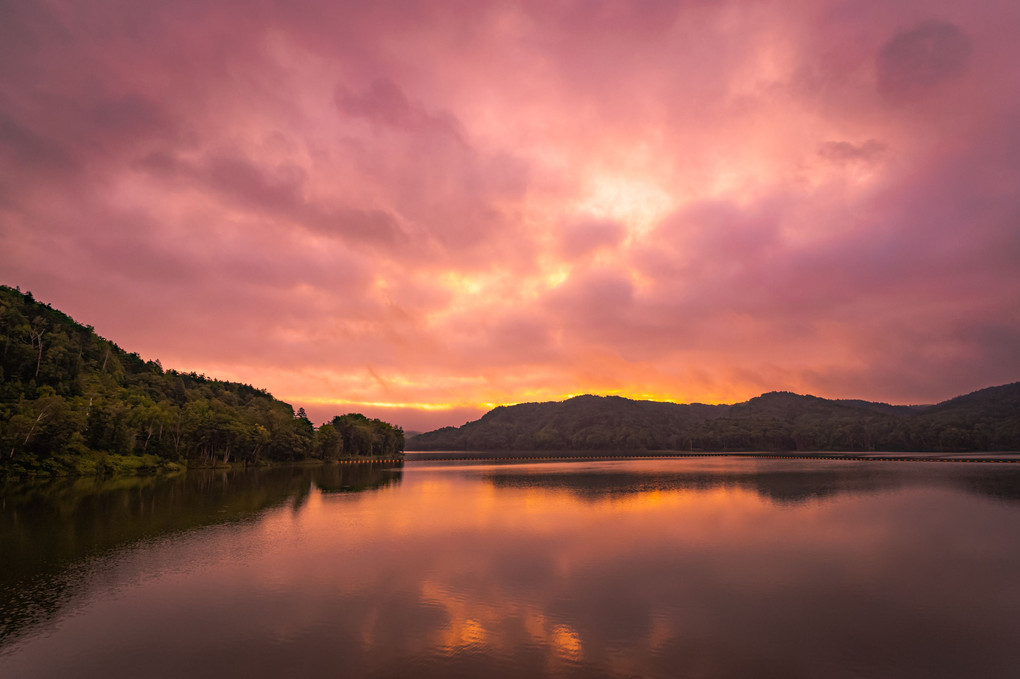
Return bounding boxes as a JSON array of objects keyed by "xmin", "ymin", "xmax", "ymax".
[{"xmin": 407, "ymin": 385, "xmax": 1020, "ymax": 453}]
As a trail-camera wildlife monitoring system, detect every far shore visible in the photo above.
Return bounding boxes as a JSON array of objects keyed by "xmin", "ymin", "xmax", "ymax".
[{"xmin": 403, "ymin": 450, "xmax": 1020, "ymax": 463}]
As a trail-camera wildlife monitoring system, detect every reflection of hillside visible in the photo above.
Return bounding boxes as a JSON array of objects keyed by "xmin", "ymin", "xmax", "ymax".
[
  {"xmin": 483, "ymin": 464, "xmax": 1020, "ymax": 505},
  {"xmin": 313, "ymin": 462, "xmax": 403, "ymax": 494},
  {"xmin": 0, "ymin": 463, "xmax": 402, "ymax": 645},
  {"xmin": 959, "ymin": 470, "xmax": 1020, "ymax": 503}
]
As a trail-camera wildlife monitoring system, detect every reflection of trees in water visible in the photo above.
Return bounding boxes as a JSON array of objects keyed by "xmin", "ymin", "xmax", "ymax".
[
  {"xmin": 314, "ymin": 462, "xmax": 403, "ymax": 494},
  {"xmin": 0, "ymin": 463, "xmax": 402, "ymax": 645},
  {"xmin": 484, "ymin": 464, "xmax": 1020, "ymax": 506},
  {"xmin": 959, "ymin": 470, "xmax": 1020, "ymax": 504}
]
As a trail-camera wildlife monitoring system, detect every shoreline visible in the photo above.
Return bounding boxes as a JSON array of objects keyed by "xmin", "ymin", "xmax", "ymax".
[{"xmin": 1, "ymin": 454, "xmax": 405, "ymax": 480}]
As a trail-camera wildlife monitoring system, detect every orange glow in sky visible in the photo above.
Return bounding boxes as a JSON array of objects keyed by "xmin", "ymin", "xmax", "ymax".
[{"xmin": 2, "ymin": 1, "xmax": 1019, "ymax": 430}]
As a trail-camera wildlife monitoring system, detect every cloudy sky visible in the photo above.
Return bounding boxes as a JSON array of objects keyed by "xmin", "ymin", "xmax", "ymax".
[{"xmin": 2, "ymin": 0, "xmax": 1018, "ymax": 431}]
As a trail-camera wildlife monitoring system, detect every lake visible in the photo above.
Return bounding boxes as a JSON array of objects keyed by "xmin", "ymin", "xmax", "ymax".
[{"xmin": 2, "ymin": 456, "xmax": 1020, "ymax": 678}]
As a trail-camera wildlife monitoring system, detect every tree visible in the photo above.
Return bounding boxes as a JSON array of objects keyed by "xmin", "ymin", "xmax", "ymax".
[{"xmin": 0, "ymin": 284, "xmax": 390, "ymax": 476}]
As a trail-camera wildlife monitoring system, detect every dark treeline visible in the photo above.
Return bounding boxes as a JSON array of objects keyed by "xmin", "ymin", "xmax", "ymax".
[
  {"xmin": 0, "ymin": 286, "xmax": 403, "ymax": 476},
  {"xmin": 408, "ymin": 387, "xmax": 1020, "ymax": 453}
]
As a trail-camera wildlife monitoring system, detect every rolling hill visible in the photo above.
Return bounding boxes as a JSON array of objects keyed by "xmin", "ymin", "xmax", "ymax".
[
  {"xmin": 407, "ymin": 385, "xmax": 1020, "ymax": 453},
  {"xmin": 0, "ymin": 285, "xmax": 403, "ymax": 476}
]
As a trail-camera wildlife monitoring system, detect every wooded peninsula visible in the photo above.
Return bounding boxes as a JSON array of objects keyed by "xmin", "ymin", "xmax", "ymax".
[{"xmin": 0, "ymin": 286, "xmax": 404, "ymax": 477}]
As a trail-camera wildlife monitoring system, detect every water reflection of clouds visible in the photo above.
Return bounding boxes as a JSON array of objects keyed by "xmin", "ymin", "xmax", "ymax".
[
  {"xmin": 4, "ymin": 461, "xmax": 1020, "ymax": 678},
  {"xmin": 413, "ymin": 577, "xmax": 591, "ymax": 675},
  {"xmin": 324, "ymin": 465, "xmax": 1020, "ymax": 676}
]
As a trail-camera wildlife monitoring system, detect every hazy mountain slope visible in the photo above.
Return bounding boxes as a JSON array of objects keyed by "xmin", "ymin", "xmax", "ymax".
[{"xmin": 408, "ymin": 384, "xmax": 1020, "ymax": 453}]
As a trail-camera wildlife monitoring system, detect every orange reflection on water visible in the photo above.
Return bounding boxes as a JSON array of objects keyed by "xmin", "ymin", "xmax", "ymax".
[
  {"xmin": 419, "ymin": 580, "xmax": 491, "ymax": 653},
  {"xmin": 6, "ymin": 459, "xmax": 1020, "ymax": 679},
  {"xmin": 418, "ymin": 577, "xmax": 586, "ymax": 663},
  {"xmin": 217, "ymin": 460, "xmax": 1016, "ymax": 675},
  {"xmin": 551, "ymin": 624, "xmax": 583, "ymax": 661},
  {"xmin": 264, "ymin": 463, "xmax": 790, "ymax": 666}
]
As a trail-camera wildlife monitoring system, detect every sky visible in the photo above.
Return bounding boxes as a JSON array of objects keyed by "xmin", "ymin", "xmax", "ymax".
[{"xmin": 2, "ymin": 0, "xmax": 1019, "ymax": 432}]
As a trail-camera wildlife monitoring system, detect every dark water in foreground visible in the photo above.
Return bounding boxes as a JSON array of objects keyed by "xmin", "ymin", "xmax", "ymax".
[{"xmin": 2, "ymin": 457, "xmax": 1020, "ymax": 678}]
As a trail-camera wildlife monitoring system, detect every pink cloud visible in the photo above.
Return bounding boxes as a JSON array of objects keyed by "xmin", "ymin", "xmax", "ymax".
[
  {"xmin": 877, "ymin": 20, "xmax": 974, "ymax": 101},
  {"xmin": 557, "ymin": 218, "xmax": 627, "ymax": 259},
  {"xmin": 2, "ymin": 0, "xmax": 1019, "ymax": 429}
]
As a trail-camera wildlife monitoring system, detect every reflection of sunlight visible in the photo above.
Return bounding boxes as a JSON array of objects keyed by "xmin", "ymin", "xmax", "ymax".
[
  {"xmin": 523, "ymin": 611, "xmax": 549, "ymax": 644},
  {"xmin": 421, "ymin": 580, "xmax": 494, "ymax": 653},
  {"xmin": 223, "ymin": 462, "xmax": 900, "ymax": 673},
  {"xmin": 647, "ymin": 614, "xmax": 674, "ymax": 650},
  {"xmin": 445, "ymin": 618, "xmax": 487, "ymax": 650},
  {"xmin": 291, "ymin": 467, "xmax": 820, "ymax": 665},
  {"xmin": 420, "ymin": 576, "xmax": 592, "ymax": 663},
  {"xmin": 552, "ymin": 624, "xmax": 583, "ymax": 661},
  {"xmin": 10, "ymin": 453, "xmax": 1013, "ymax": 679},
  {"xmin": 360, "ymin": 607, "xmax": 380, "ymax": 648}
]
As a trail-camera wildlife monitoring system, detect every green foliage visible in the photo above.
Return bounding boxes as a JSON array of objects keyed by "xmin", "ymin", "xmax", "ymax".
[
  {"xmin": 407, "ymin": 388, "xmax": 1020, "ymax": 453},
  {"xmin": 0, "ymin": 286, "xmax": 403, "ymax": 477},
  {"xmin": 328, "ymin": 413, "xmax": 405, "ymax": 457}
]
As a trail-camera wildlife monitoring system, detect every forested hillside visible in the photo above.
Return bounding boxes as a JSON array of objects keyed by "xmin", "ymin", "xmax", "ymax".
[
  {"xmin": 407, "ymin": 386, "xmax": 1020, "ymax": 453},
  {"xmin": 0, "ymin": 286, "xmax": 403, "ymax": 476}
]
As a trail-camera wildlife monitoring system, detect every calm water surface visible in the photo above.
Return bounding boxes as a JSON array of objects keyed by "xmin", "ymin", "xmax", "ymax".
[{"xmin": 2, "ymin": 457, "xmax": 1020, "ymax": 678}]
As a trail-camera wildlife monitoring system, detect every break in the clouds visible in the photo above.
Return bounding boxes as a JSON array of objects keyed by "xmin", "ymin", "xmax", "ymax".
[{"xmin": 2, "ymin": 0, "xmax": 1019, "ymax": 431}]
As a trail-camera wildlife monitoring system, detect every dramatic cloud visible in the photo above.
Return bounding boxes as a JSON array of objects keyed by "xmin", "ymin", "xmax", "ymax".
[
  {"xmin": 2, "ymin": 0, "xmax": 1018, "ymax": 430},
  {"xmin": 877, "ymin": 20, "xmax": 974, "ymax": 100}
]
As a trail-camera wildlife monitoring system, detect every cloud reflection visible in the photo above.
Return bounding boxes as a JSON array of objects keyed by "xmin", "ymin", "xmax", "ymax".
[{"xmin": 3, "ymin": 460, "xmax": 1020, "ymax": 677}]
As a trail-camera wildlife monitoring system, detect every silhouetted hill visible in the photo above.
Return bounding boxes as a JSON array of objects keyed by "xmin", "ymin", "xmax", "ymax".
[
  {"xmin": 834, "ymin": 399, "xmax": 927, "ymax": 416},
  {"xmin": 0, "ymin": 285, "xmax": 403, "ymax": 476},
  {"xmin": 925, "ymin": 383, "xmax": 1020, "ymax": 418},
  {"xmin": 408, "ymin": 384, "xmax": 1020, "ymax": 453}
]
